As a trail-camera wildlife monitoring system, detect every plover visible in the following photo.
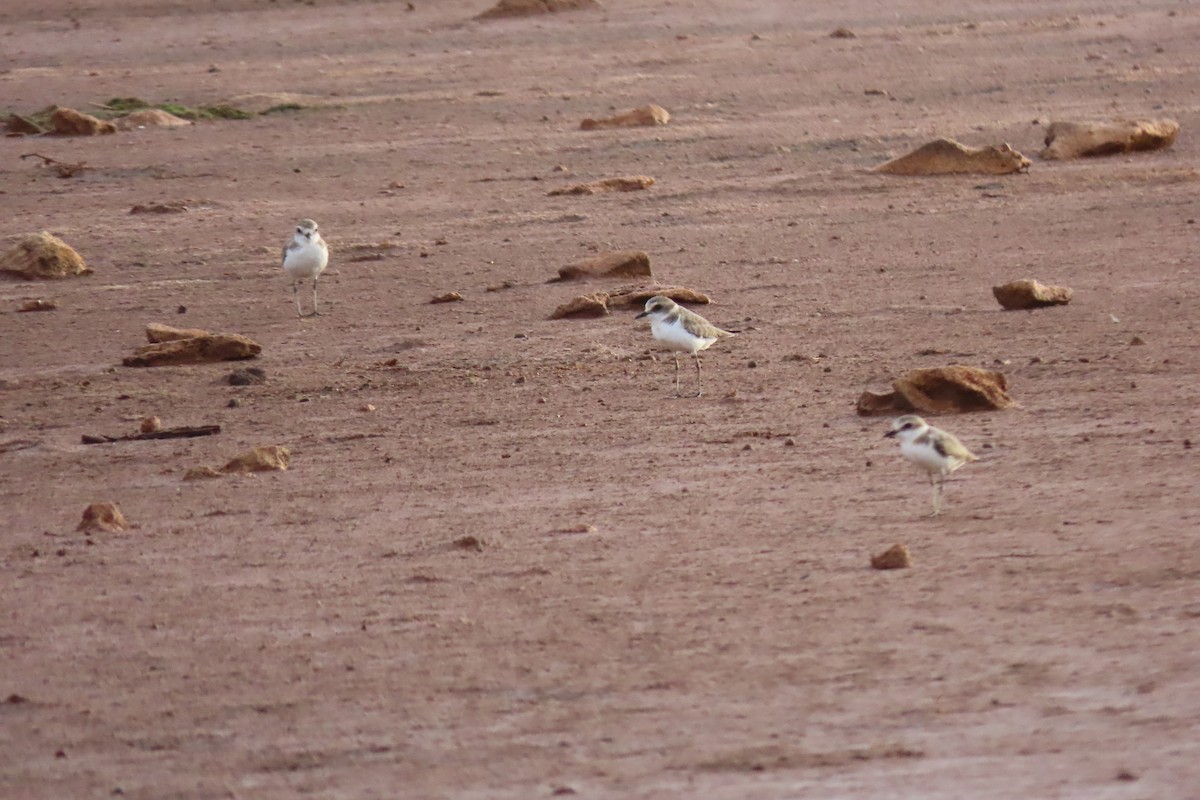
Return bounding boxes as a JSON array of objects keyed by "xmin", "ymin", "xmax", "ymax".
[
  {"xmin": 884, "ymin": 415, "xmax": 979, "ymax": 516},
  {"xmin": 282, "ymin": 218, "xmax": 329, "ymax": 317},
  {"xmin": 635, "ymin": 295, "xmax": 735, "ymax": 397}
]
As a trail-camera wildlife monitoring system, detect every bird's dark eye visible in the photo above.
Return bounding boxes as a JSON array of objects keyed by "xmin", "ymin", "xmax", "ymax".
[
  {"xmin": 651, "ymin": 304, "xmax": 662, "ymax": 312},
  {"xmin": 296, "ymin": 227, "xmax": 302, "ymax": 233}
]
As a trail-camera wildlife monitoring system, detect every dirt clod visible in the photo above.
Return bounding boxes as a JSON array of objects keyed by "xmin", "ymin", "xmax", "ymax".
[
  {"xmin": 17, "ymin": 298, "xmax": 58, "ymax": 312},
  {"xmin": 858, "ymin": 365, "xmax": 1015, "ymax": 415},
  {"xmin": 992, "ymin": 279, "xmax": 1073, "ymax": 310},
  {"xmin": 139, "ymin": 416, "xmax": 162, "ymax": 433},
  {"xmin": 606, "ymin": 285, "xmax": 712, "ymax": 309},
  {"xmin": 431, "ymin": 292, "xmax": 464, "ymax": 303},
  {"xmin": 50, "ymin": 107, "xmax": 116, "ymax": 136},
  {"xmin": 476, "ymin": 0, "xmax": 600, "ymax": 20},
  {"xmin": 146, "ymin": 323, "xmax": 211, "ymax": 343},
  {"xmin": 875, "ymin": 139, "xmax": 1031, "ymax": 175},
  {"xmin": 1040, "ymin": 119, "xmax": 1179, "ymax": 159},
  {"xmin": 548, "ymin": 176, "xmax": 655, "ymax": 196},
  {"xmin": 871, "ymin": 544, "xmax": 912, "ymax": 570},
  {"xmin": 0, "ymin": 232, "xmax": 92, "ymax": 279},
  {"xmin": 77, "ymin": 502, "xmax": 129, "ymax": 533},
  {"xmin": 556, "ymin": 251, "xmax": 651, "ymax": 282},
  {"xmin": 124, "ymin": 333, "xmax": 262, "ymax": 367},
  {"xmin": 580, "ymin": 105, "xmax": 670, "ymax": 131},
  {"xmin": 221, "ymin": 446, "xmax": 290, "ymax": 474},
  {"xmin": 227, "ymin": 367, "xmax": 266, "ymax": 385},
  {"xmin": 114, "ymin": 109, "xmax": 192, "ymax": 131},
  {"xmin": 550, "ymin": 292, "xmax": 611, "ymax": 319}
]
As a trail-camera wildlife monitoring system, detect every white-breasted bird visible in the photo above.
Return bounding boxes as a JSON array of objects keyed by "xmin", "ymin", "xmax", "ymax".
[
  {"xmin": 282, "ymin": 218, "xmax": 329, "ymax": 317},
  {"xmin": 635, "ymin": 295, "xmax": 735, "ymax": 397},
  {"xmin": 884, "ymin": 414, "xmax": 979, "ymax": 516}
]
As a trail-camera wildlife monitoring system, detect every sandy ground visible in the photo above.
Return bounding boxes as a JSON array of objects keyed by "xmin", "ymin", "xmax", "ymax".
[{"xmin": 2, "ymin": 1, "xmax": 1200, "ymax": 798}]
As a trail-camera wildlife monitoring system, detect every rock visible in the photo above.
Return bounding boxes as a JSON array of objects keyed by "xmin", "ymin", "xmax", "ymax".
[
  {"xmin": 145, "ymin": 323, "xmax": 212, "ymax": 342},
  {"xmin": 0, "ymin": 232, "xmax": 92, "ymax": 279},
  {"xmin": 874, "ymin": 139, "xmax": 1031, "ymax": 176},
  {"xmin": 476, "ymin": 0, "xmax": 600, "ymax": 19},
  {"xmin": 130, "ymin": 202, "xmax": 189, "ymax": 214},
  {"xmin": 550, "ymin": 293, "xmax": 611, "ymax": 319},
  {"xmin": 856, "ymin": 389, "xmax": 904, "ymax": 416},
  {"xmin": 222, "ymin": 445, "xmax": 289, "ymax": 474},
  {"xmin": 1040, "ymin": 119, "xmax": 1179, "ymax": 159},
  {"xmin": 1129, "ymin": 335, "xmax": 1146, "ymax": 346},
  {"xmin": 5, "ymin": 114, "xmax": 45, "ymax": 135},
  {"xmin": 17, "ymin": 298, "xmax": 57, "ymax": 312},
  {"xmin": 606, "ymin": 284, "xmax": 712, "ymax": 308},
  {"xmin": 139, "ymin": 416, "xmax": 162, "ymax": 434},
  {"xmin": 992, "ymin": 279, "xmax": 1073, "ymax": 310},
  {"xmin": 580, "ymin": 105, "xmax": 670, "ymax": 131},
  {"xmin": 556, "ymin": 250, "xmax": 652, "ymax": 282},
  {"xmin": 548, "ymin": 176, "xmax": 656, "ymax": 196},
  {"xmin": 113, "ymin": 109, "xmax": 192, "ymax": 131},
  {"xmin": 452, "ymin": 534, "xmax": 500, "ymax": 551},
  {"xmin": 830, "ymin": 27, "xmax": 856, "ymax": 38},
  {"xmin": 183, "ymin": 466, "xmax": 223, "ymax": 480},
  {"xmin": 871, "ymin": 544, "xmax": 912, "ymax": 570},
  {"xmin": 857, "ymin": 365, "xmax": 1016, "ymax": 416},
  {"xmin": 123, "ymin": 333, "xmax": 261, "ymax": 367},
  {"xmin": 431, "ymin": 291, "xmax": 464, "ymax": 304},
  {"xmin": 49, "ymin": 107, "xmax": 116, "ymax": 136},
  {"xmin": 227, "ymin": 367, "xmax": 266, "ymax": 386},
  {"xmin": 77, "ymin": 502, "xmax": 128, "ymax": 533}
]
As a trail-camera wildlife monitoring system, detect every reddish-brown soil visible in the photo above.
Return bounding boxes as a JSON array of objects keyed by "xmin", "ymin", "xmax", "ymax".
[{"xmin": 3, "ymin": 1, "xmax": 1199, "ymax": 798}]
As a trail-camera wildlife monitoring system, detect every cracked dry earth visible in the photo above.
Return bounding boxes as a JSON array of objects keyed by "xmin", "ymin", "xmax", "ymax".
[{"xmin": 2, "ymin": 1, "xmax": 1200, "ymax": 798}]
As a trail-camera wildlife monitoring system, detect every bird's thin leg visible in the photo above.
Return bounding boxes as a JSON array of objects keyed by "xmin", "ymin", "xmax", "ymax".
[
  {"xmin": 310, "ymin": 277, "xmax": 321, "ymax": 316},
  {"xmin": 673, "ymin": 354, "xmax": 681, "ymax": 396},
  {"xmin": 293, "ymin": 282, "xmax": 303, "ymax": 317},
  {"xmin": 693, "ymin": 353, "xmax": 704, "ymax": 397},
  {"xmin": 931, "ymin": 474, "xmax": 945, "ymax": 517}
]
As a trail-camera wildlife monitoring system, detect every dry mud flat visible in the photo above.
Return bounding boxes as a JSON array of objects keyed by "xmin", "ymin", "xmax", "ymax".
[{"xmin": 2, "ymin": 1, "xmax": 1200, "ymax": 798}]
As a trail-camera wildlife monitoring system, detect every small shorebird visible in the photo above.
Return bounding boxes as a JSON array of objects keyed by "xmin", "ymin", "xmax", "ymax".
[
  {"xmin": 884, "ymin": 414, "xmax": 979, "ymax": 516},
  {"xmin": 635, "ymin": 295, "xmax": 735, "ymax": 397},
  {"xmin": 282, "ymin": 219, "xmax": 329, "ymax": 317}
]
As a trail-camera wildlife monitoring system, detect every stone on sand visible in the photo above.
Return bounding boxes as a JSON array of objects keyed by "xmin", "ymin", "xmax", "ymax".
[
  {"xmin": 1040, "ymin": 119, "xmax": 1179, "ymax": 160},
  {"xmin": 548, "ymin": 176, "xmax": 655, "ymax": 196},
  {"xmin": 476, "ymin": 0, "xmax": 600, "ymax": 19},
  {"xmin": 606, "ymin": 285, "xmax": 712, "ymax": 308},
  {"xmin": 78, "ymin": 502, "xmax": 129, "ymax": 533},
  {"xmin": 221, "ymin": 446, "xmax": 290, "ymax": 474},
  {"xmin": 871, "ymin": 544, "xmax": 912, "ymax": 570},
  {"xmin": 992, "ymin": 279, "xmax": 1073, "ymax": 310},
  {"xmin": 857, "ymin": 365, "xmax": 1016, "ymax": 416},
  {"xmin": 123, "ymin": 333, "xmax": 262, "ymax": 367},
  {"xmin": 50, "ymin": 107, "xmax": 116, "ymax": 136},
  {"xmin": 0, "ymin": 232, "xmax": 92, "ymax": 279},
  {"xmin": 875, "ymin": 138, "xmax": 1030, "ymax": 176},
  {"xmin": 114, "ymin": 109, "xmax": 193, "ymax": 131},
  {"xmin": 556, "ymin": 251, "xmax": 651, "ymax": 282},
  {"xmin": 580, "ymin": 105, "xmax": 670, "ymax": 131},
  {"xmin": 550, "ymin": 293, "xmax": 611, "ymax": 319},
  {"xmin": 145, "ymin": 323, "xmax": 213, "ymax": 343}
]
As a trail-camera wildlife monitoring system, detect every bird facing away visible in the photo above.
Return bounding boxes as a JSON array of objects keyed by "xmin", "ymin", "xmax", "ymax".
[
  {"xmin": 635, "ymin": 295, "xmax": 735, "ymax": 397},
  {"xmin": 282, "ymin": 218, "xmax": 329, "ymax": 317},
  {"xmin": 884, "ymin": 414, "xmax": 979, "ymax": 516}
]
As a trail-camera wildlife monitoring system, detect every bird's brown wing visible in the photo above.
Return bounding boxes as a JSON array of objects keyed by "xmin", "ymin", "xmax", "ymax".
[
  {"xmin": 934, "ymin": 431, "xmax": 978, "ymax": 462},
  {"xmin": 679, "ymin": 306, "xmax": 736, "ymax": 339}
]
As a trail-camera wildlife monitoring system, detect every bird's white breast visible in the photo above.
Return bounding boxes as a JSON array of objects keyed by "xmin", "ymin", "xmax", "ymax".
[
  {"xmin": 899, "ymin": 438, "xmax": 953, "ymax": 475},
  {"xmin": 650, "ymin": 317, "xmax": 716, "ymax": 353},
  {"xmin": 284, "ymin": 238, "xmax": 329, "ymax": 280}
]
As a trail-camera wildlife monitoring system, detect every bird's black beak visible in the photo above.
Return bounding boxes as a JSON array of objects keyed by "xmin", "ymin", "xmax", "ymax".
[
  {"xmin": 883, "ymin": 430, "xmax": 897, "ymax": 438},
  {"xmin": 635, "ymin": 310, "xmax": 649, "ymax": 319}
]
